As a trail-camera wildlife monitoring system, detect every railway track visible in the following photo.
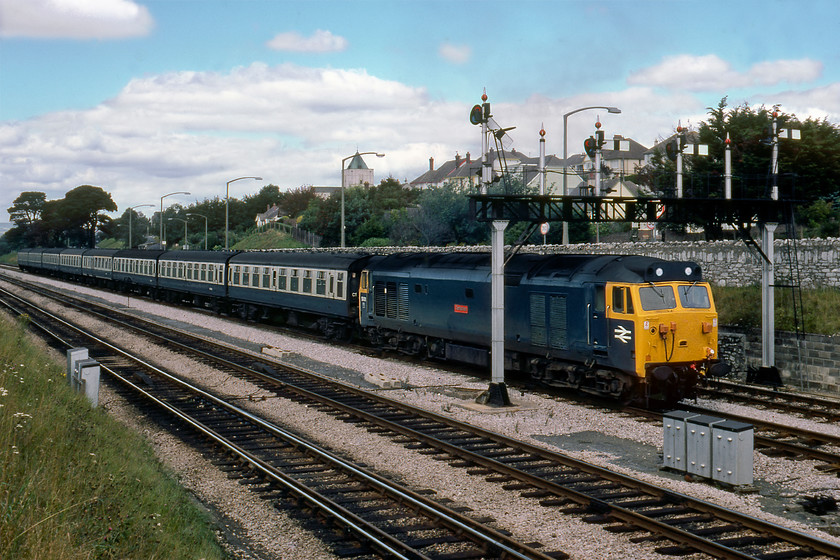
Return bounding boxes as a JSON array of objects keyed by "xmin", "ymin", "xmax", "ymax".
[
  {"xmin": 0, "ymin": 284, "xmax": 563, "ymax": 560},
  {"xmin": 3, "ymin": 274, "xmax": 840, "ymax": 559},
  {"xmin": 699, "ymin": 378, "xmax": 840, "ymax": 424}
]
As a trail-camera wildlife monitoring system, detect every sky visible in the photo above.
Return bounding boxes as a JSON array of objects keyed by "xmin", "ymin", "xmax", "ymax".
[{"xmin": 1, "ymin": 0, "xmax": 839, "ymax": 223}]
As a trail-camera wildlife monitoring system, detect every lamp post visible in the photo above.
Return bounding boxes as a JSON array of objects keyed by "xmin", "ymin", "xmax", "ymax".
[
  {"xmin": 225, "ymin": 176, "xmax": 262, "ymax": 250},
  {"xmin": 128, "ymin": 204, "xmax": 154, "ymax": 249},
  {"xmin": 186, "ymin": 213, "xmax": 208, "ymax": 250},
  {"xmin": 340, "ymin": 151, "xmax": 384, "ymax": 248},
  {"xmin": 168, "ymin": 217, "xmax": 187, "ymax": 249},
  {"xmin": 160, "ymin": 191, "xmax": 190, "ymax": 249},
  {"xmin": 562, "ymin": 106, "xmax": 620, "ymax": 244}
]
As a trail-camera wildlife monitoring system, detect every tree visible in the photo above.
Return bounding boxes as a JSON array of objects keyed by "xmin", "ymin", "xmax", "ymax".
[
  {"xmin": 280, "ymin": 186, "xmax": 317, "ymax": 219},
  {"xmin": 8, "ymin": 191, "xmax": 46, "ymax": 226},
  {"xmin": 59, "ymin": 185, "xmax": 118, "ymax": 247},
  {"xmin": 636, "ymin": 97, "xmax": 840, "ymax": 238},
  {"xmin": 116, "ymin": 207, "xmax": 153, "ymax": 248}
]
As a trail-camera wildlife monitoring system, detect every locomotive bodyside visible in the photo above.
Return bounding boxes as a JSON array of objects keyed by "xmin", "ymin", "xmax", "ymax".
[{"xmin": 360, "ymin": 252, "xmax": 722, "ymax": 404}]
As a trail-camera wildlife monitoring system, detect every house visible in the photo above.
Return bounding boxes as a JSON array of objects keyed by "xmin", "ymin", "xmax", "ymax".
[
  {"xmin": 255, "ymin": 203, "xmax": 283, "ymax": 227},
  {"xmin": 410, "ymin": 135, "xmax": 648, "ymax": 196}
]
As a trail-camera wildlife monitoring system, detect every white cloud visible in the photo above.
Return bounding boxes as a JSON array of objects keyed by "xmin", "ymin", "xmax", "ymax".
[
  {"xmin": 629, "ymin": 54, "xmax": 823, "ymax": 92},
  {"xmin": 2, "ymin": 60, "xmax": 838, "ymax": 223},
  {"xmin": 0, "ymin": 62, "xmax": 471, "ymax": 218},
  {"xmin": 438, "ymin": 42, "xmax": 472, "ymax": 64},
  {"xmin": 0, "ymin": 0, "xmax": 154, "ymax": 39},
  {"xmin": 266, "ymin": 29, "xmax": 348, "ymax": 53}
]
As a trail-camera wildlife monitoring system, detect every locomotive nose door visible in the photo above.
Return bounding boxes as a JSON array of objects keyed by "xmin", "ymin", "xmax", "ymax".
[{"xmin": 587, "ymin": 283, "xmax": 608, "ymax": 355}]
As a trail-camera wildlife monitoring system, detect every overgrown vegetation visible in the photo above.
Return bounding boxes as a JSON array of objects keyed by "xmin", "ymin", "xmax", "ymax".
[
  {"xmin": 712, "ymin": 285, "xmax": 840, "ymax": 335},
  {"xmin": 231, "ymin": 228, "xmax": 308, "ymax": 250},
  {"xmin": 0, "ymin": 314, "xmax": 226, "ymax": 559}
]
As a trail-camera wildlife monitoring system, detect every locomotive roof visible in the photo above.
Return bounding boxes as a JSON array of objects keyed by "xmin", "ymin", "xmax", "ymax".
[{"xmin": 370, "ymin": 252, "xmax": 702, "ymax": 283}]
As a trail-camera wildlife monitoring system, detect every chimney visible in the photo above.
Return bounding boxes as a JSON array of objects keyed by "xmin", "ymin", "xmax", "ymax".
[
  {"xmin": 429, "ymin": 156, "xmax": 434, "ymax": 171},
  {"xmin": 466, "ymin": 152, "xmax": 471, "ymax": 163},
  {"xmin": 455, "ymin": 153, "xmax": 461, "ymax": 167}
]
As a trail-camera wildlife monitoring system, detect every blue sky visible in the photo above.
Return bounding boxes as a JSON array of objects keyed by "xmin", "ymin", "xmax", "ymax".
[{"xmin": 1, "ymin": 0, "xmax": 839, "ymax": 223}]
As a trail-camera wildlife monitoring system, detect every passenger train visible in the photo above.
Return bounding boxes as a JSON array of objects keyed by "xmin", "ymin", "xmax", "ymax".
[{"xmin": 17, "ymin": 247, "xmax": 728, "ymax": 405}]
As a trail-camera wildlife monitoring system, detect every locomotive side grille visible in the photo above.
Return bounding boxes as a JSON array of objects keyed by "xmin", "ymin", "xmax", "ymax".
[
  {"xmin": 374, "ymin": 281, "xmax": 386, "ymax": 317},
  {"xmin": 530, "ymin": 294, "xmax": 547, "ymax": 347},
  {"xmin": 386, "ymin": 282, "xmax": 398, "ymax": 318},
  {"xmin": 549, "ymin": 295, "xmax": 568, "ymax": 350},
  {"xmin": 398, "ymin": 283, "xmax": 409, "ymax": 320}
]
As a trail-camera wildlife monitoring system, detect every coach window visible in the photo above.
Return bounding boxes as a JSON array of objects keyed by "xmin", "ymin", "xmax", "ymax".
[
  {"xmin": 316, "ymin": 271, "xmax": 326, "ymax": 295},
  {"xmin": 199, "ymin": 264, "xmax": 206, "ymax": 282},
  {"xmin": 262, "ymin": 267, "xmax": 270, "ymax": 288},
  {"xmin": 303, "ymin": 270, "xmax": 312, "ymax": 293},
  {"xmin": 336, "ymin": 272, "xmax": 345, "ymax": 298},
  {"xmin": 278, "ymin": 268, "xmax": 287, "ymax": 290},
  {"xmin": 290, "ymin": 269, "xmax": 299, "ymax": 292},
  {"xmin": 232, "ymin": 266, "xmax": 241, "ymax": 286}
]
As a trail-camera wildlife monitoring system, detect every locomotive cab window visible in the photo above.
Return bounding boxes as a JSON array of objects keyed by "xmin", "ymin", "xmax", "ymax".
[
  {"xmin": 678, "ymin": 284, "xmax": 711, "ymax": 308},
  {"xmin": 611, "ymin": 286, "xmax": 634, "ymax": 314},
  {"xmin": 639, "ymin": 285, "xmax": 676, "ymax": 310},
  {"xmin": 594, "ymin": 285, "xmax": 605, "ymax": 313}
]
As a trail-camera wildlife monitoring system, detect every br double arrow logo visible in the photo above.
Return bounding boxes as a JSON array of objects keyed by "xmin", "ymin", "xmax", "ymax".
[{"xmin": 613, "ymin": 325, "xmax": 632, "ymax": 344}]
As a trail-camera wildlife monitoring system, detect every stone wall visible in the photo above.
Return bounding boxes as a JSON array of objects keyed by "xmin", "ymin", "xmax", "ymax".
[
  {"xmin": 529, "ymin": 237, "xmax": 840, "ymax": 289},
  {"xmin": 720, "ymin": 327, "xmax": 840, "ymax": 395}
]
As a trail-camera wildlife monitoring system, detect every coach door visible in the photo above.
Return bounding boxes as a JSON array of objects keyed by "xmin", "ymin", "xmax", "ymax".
[{"xmin": 587, "ymin": 283, "xmax": 608, "ymax": 355}]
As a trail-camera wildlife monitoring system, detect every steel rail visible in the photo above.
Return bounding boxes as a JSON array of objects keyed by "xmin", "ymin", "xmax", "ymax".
[
  {"xmin": 4, "ymin": 274, "xmax": 840, "ymax": 558},
  {"xmin": 0, "ymin": 284, "xmax": 561, "ymax": 560}
]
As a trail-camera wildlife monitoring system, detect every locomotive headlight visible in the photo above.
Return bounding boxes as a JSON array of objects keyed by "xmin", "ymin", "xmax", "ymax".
[
  {"xmin": 684, "ymin": 266, "xmax": 693, "ymax": 276},
  {"xmin": 655, "ymin": 267, "xmax": 664, "ymax": 277}
]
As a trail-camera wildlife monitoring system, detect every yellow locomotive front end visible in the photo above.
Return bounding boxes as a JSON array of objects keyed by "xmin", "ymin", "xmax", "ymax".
[{"xmin": 607, "ymin": 280, "xmax": 725, "ymax": 404}]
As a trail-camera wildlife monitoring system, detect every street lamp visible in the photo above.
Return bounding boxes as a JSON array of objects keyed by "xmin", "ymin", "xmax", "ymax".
[
  {"xmin": 128, "ymin": 204, "xmax": 154, "ymax": 249},
  {"xmin": 225, "ymin": 176, "xmax": 262, "ymax": 250},
  {"xmin": 187, "ymin": 213, "xmax": 208, "ymax": 250},
  {"xmin": 340, "ymin": 151, "xmax": 384, "ymax": 248},
  {"xmin": 562, "ymin": 106, "xmax": 620, "ymax": 244},
  {"xmin": 168, "ymin": 217, "xmax": 187, "ymax": 249},
  {"xmin": 160, "ymin": 191, "xmax": 190, "ymax": 249}
]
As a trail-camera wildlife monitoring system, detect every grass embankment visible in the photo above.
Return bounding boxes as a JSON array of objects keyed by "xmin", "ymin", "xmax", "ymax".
[
  {"xmin": 232, "ymin": 228, "xmax": 309, "ymax": 250},
  {"xmin": 0, "ymin": 313, "xmax": 226, "ymax": 559},
  {"xmin": 712, "ymin": 285, "xmax": 840, "ymax": 335}
]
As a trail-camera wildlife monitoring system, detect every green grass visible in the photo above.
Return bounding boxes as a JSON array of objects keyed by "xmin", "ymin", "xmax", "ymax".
[
  {"xmin": 712, "ymin": 285, "xmax": 840, "ymax": 335},
  {"xmin": 0, "ymin": 313, "xmax": 226, "ymax": 560}
]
